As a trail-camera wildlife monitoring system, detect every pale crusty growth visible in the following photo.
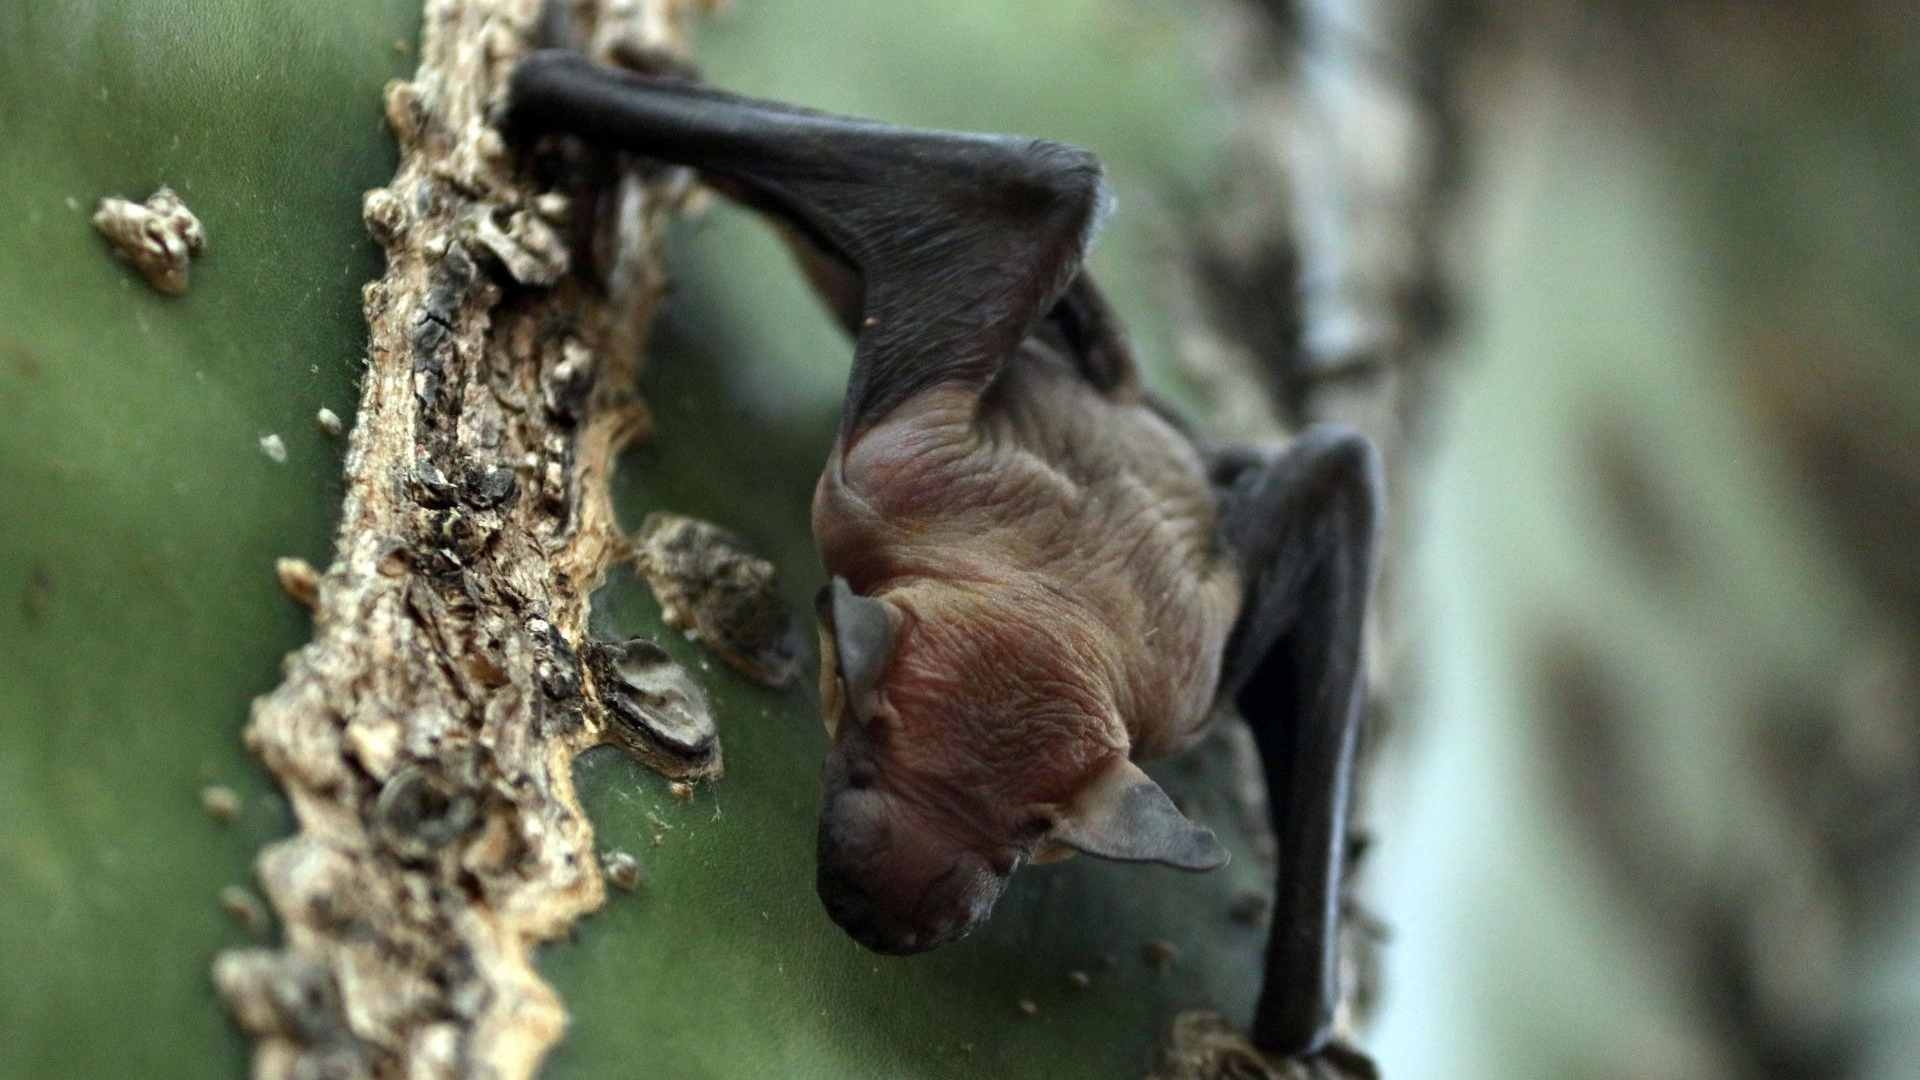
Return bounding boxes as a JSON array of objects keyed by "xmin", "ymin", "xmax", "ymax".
[
  {"xmin": 1150, "ymin": 1010, "xmax": 1375, "ymax": 1080},
  {"xmin": 213, "ymin": 2, "xmax": 714, "ymax": 1077},
  {"xmin": 91, "ymin": 186, "xmax": 206, "ymax": 295},
  {"xmin": 1151, "ymin": 1011, "xmax": 1287, "ymax": 1080},
  {"xmin": 632, "ymin": 511, "xmax": 800, "ymax": 688}
]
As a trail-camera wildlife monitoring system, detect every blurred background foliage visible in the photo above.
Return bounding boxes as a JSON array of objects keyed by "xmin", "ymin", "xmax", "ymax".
[
  {"xmin": 1366, "ymin": 7, "xmax": 1920, "ymax": 1079},
  {"xmin": 2, "ymin": 0, "xmax": 1916, "ymax": 1077}
]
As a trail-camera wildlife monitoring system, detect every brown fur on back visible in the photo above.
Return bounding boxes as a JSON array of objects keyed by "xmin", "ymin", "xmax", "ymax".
[{"xmin": 813, "ymin": 344, "xmax": 1242, "ymax": 797}]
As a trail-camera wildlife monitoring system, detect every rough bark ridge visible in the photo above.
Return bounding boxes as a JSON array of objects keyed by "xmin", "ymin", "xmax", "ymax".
[{"xmin": 212, "ymin": 1, "xmax": 710, "ymax": 1076}]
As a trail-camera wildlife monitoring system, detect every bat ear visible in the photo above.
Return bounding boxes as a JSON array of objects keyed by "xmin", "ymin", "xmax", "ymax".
[
  {"xmin": 1050, "ymin": 757, "xmax": 1230, "ymax": 872},
  {"xmin": 828, "ymin": 577, "xmax": 897, "ymax": 714}
]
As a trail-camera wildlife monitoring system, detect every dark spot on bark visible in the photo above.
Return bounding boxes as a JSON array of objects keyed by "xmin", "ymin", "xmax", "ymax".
[
  {"xmin": 410, "ymin": 178, "xmax": 436, "ymax": 218},
  {"xmin": 376, "ymin": 539, "xmax": 413, "ymax": 578},
  {"xmin": 214, "ymin": 950, "xmax": 346, "ymax": 1045},
  {"xmin": 413, "ymin": 292, "xmax": 453, "ymax": 355},
  {"xmin": 403, "ymin": 578, "xmax": 456, "ymax": 647},
  {"xmin": 276, "ymin": 967, "xmax": 345, "ymax": 1045},
  {"xmin": 373, "ymin": 765, "xmax": 478, "ymax": 861},
  {"xmin": 410, "ymin": 461, "xmax": 460, "ymax": 508},
  {"xmin": 446, "ymin": 972, "xmax": 492, "ymax": 1020},
  {"xmin": 531, "ymin": 618, "xmax": 583, "ymax": 703},
  {"xmin": 416, "ymin": 547, "xmax": 463, "ymax": 579},
  {"xmin": 542, "ymin": 348, "xmax": 595, "ymax": 424},
  {"xmin": 412, "ymin": 246, "xmax": 478, "ymax": 422},
  {"xmin": 463, "ymin": 463, "xmax": 519, "ymax": 509},
  {"xmin": 426, "ymin": 507, "xmax": 489, "ymax": 563},
  {"xmin": 412, "ymin": 313, "xmax": 450, "ymax": 364},
  {"xmin": 1196, "ymin": 225, "xmax": 1302, "ymax": 382},
  {"xmin": 421, "ymin": 244, "xmax": 476, "ymax": 332},
  {"xmin": 430, "ymin": 943, "xmax": 480, "ymax": 999}
]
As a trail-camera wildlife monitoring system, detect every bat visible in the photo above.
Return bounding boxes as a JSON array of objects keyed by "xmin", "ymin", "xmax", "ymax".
[{"xmin": 505, "ymin": 49, "xmax": 1381, "ymax": 1057}]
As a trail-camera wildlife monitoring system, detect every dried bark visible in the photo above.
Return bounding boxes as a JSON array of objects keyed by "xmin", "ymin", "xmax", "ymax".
[{"xmin": 211, "ymin": 2, "xmax": 716, "ymax": 1076}]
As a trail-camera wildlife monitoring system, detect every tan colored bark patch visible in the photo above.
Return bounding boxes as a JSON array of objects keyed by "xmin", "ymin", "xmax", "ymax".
[
  {"xmin": 1151, "ymin": 1011, "xmax": 1378, "ymax": 1080},
  {"xmin": 212, "ymin": 2, "xmax": 715, "ymax": 1076}
]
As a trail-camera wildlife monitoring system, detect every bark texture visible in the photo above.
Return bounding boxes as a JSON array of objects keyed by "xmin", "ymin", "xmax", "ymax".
[{"xmin": 211, "ymin": 2, "xmax": 714, "ymax": 1076}]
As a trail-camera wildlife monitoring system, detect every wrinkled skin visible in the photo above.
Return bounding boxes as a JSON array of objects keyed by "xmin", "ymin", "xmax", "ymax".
[{"xmin": 809, "ymin": 358, "xmax": 1241, "ymax": 952}]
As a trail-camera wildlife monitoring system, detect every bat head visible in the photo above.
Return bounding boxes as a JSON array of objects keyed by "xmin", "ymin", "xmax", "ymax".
[
  {"xmin": 811, "ymin": 577, "xmax": 1006, "ymax": 953},
  {"xmin": 811, "ymin": 577, "xmax": 1228, "ymax": 955},
  {"xmin": 814, "ymin": 748, "xmax": 1013, "ymax": 954}
]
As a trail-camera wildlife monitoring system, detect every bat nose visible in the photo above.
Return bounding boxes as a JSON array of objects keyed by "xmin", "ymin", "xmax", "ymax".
[
  {"xmin": 815, "ymin": 856, "xmax": 931, "ymax": 954},
  {"xmin": 815, "ymin": 855, "xmax": 871, "ymax": 930}
]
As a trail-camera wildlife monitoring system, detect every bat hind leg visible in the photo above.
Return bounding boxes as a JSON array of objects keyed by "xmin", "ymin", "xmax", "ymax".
[
  {"xmin": 503, "ymin": 51, "xmax": 1109, "ymax": 435},
  {"xmin": 1212, "ymin": 423, "xmax": 1382, "ymax": 1057}
]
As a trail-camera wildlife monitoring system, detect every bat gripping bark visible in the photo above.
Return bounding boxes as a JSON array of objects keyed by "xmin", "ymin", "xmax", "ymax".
[{"xmin": 506, "ymin": 52, "xmax": 1381, "ymax": 1061}]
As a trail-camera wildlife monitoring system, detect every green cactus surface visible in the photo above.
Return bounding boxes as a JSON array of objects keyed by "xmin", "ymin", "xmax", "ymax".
[{"xmin": 0, "ymin": 3, "xmax": 420, "ymax": 1077}]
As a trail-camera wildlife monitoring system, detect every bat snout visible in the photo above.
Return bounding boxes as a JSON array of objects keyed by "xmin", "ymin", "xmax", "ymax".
[
  {"xmin": 815, "ymin": 856, "xmax": 942, "ymax": 955},
  {"xmin": 815, "ymin": 785, "xmax": 1006, "ymax": 955}
]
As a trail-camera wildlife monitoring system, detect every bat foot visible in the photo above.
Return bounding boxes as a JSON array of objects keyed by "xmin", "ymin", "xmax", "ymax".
[{"xmin": 1157, "ymin": 1010, "xmax": 1377, "ymax": 1080}]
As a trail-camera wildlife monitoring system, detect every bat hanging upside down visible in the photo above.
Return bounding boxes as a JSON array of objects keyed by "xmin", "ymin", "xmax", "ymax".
[{"xmin": 505, "ymin": 49, "xmax": 1381, "ymax": 1058}]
